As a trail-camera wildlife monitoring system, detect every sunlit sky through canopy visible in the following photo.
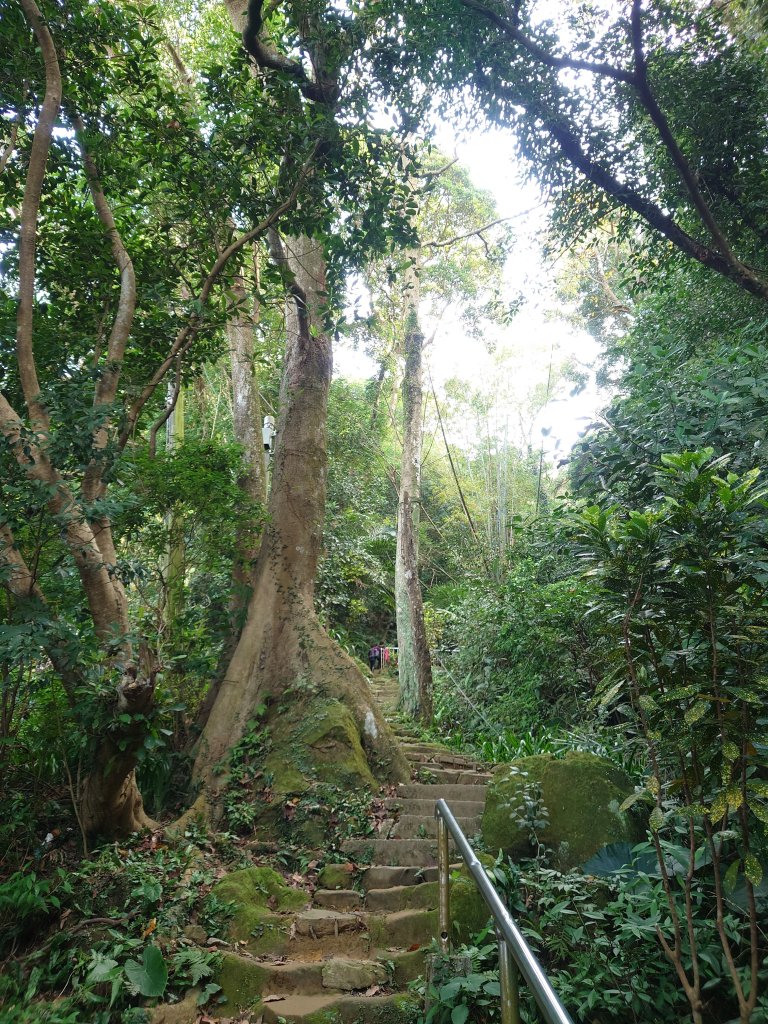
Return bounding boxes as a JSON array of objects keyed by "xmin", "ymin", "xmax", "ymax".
[{"xmin": 334, "ymin": 120, "xmax": 608, "ymax": 466}]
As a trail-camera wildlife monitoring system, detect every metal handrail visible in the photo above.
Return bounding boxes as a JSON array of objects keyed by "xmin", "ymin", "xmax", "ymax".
[{"xmin": 435, "ymin": 798, "xmax": 575, "ymax": 1024}]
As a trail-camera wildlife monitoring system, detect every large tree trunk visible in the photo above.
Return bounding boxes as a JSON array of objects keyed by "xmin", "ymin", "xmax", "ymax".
[
  {"xmin": 395, "ymin": 260, "xmax": 433, "ymax": 721},
  {"xmin": 227, "ymin": 267, "xmax": 268, "ymax": 611},
  {"xmin": 193, "ymin": 233, "xmax": 408, "ymax": 807}
]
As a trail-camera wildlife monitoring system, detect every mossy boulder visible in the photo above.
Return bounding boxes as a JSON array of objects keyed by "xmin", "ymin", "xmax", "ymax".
[
  {"xmin": 210, "ymin": 866, "xmax": 307, "ymax": 952},
  {"xmin": 482, "ymin": 752, "xmax": 645, "ymax": 871}
]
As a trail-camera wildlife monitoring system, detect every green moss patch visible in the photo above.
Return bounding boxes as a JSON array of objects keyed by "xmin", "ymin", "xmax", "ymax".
[
  {"xmin": 211, "ymin": 867, "xmax": 307, "ymax": 949},
  {"xmin": 216, "ymin": 953, "xmax": 269, "ymax": 1012},
  {"xmin": 481, "ymin": 752, "xmax": 645, "ymax": 870}
]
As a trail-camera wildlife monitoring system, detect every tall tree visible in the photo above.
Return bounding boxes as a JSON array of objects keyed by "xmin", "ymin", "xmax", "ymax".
[{"xmin": 0, "ymin": 0, "xmax": 328, "ymax": 834}]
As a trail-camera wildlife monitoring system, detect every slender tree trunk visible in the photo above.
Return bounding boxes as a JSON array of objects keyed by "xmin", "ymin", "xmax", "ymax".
[
  {"xmin": 164, "ymin": 385, "xmax": 185, "ymax": 634},
  {"xmin": 395, "ymin": 259, "xmax": 433, "ymax": 721},
  {"xmin": 193, "ymin": 233, "xmax": 407, "ymax": 805}
]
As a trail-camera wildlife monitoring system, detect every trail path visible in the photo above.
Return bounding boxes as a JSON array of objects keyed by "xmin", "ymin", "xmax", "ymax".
[{"xmin": 209, "ymin": 673, "xmax": 491, "ymax": 1023}]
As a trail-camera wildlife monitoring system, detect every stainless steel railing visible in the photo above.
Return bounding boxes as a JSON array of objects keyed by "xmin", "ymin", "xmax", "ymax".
[{"xmin": 435, "ymin": 798, "xmax": 575, "ymax": 1024}]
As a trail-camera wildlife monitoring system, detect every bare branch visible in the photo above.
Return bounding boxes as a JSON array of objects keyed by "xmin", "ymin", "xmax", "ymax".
[
  {"xmin": 0, "ymin": 522, "xmax": 44, "ymax": 602},
  {"xmin": 629, "ymin": 0, "xmax": 748, "ymax": 278},
  {"xmin": 423, "ymin": 215, "xmax": 513, "ymax": 250},
  {"xmin": 16, "ymin": 0, "xmax": 62, "ymax": 433},
  {"xmin": 0, "ymin": 100, "xmax": 24, "ymax": 175}
]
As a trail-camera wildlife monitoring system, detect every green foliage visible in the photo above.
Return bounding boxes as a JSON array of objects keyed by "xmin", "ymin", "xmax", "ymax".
[
  {"xmin": 434, "ymin": 546, "xmax": 602, "ymax": 736},
  {"xmin": 0, "ymin": 832, "xmax": 223, "ymax": 1022}
]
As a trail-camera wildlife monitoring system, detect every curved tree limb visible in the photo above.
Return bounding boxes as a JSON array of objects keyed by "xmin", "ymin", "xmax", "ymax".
[
  {"xmin": 461, "ymin": 0, "xmax": 635, "ymax": 84},
  {"xmin": 17, "ymin": 0, "xmax": 62, "ymax": 434},
  {"xmin": 69, "ymin": 111, "xmax": 137, "ymax": 506}
]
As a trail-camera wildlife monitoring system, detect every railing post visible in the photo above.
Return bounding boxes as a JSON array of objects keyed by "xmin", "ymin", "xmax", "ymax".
[
  {"xmin": 498, "ymin": 933, "xmax": 521, "ymax": 1024},
  {"xmin": 437, "ymin": 813, "xmax": 450, "ymax": 953}
]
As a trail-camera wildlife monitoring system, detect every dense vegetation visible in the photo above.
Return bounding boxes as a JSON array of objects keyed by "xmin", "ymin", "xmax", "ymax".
[{"xmin": 2, "ymin": 1, "xmax": 767, "ymax": 1022}]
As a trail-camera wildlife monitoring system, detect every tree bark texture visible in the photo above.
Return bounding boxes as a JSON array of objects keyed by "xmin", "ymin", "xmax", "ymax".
[
  {"xmin": 395, "ymin": 260, "xmax": 434, "ymax": 721},
  {"xmin": 193, "ymin": 234, "xmax": 408, "ymax": 801}
]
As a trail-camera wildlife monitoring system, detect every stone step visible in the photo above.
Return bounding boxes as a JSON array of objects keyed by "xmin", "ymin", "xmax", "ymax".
[
  {"xmin": 404, "ymin": 751, "xmax": 479, "ymax": 768},
  {"xmin": 313, "ymin": 889, "xmax": 363, "ymax": 912},
  {"xmin": 262, "ymin": 992, "xmax": 418, "ymax": 1024},
  {"xmin": 366, "ymin": 908, "xmax": 436, "ymax": 948},
  {"xmin": 365, "ymin": 881, "xmax": 438, "ymax": 913},
  {"xmin": 294, "ymin": 909, "xmax": 364, "ymax": 939},
  {"xmin": 387, "ymin": 814, "xmax": 481, "ymax": 840},
  {"xmin": 414, "ymin": 766, "xmax": 492, "ymax": 785},
  {"xmin": 360, "ymin": 863, "xmax": 460, "ymax": 890},
  {"xmin": 361, "ymin": 865, "xmax": 427, "ymax": 890},
  {"xmin": 342, "ymin": 838, "xmax": 439, "ymax": 866},
  {"xmin": 397, "ymin": 782, "xmax": 490, "ymax": 801},
  {"xmin": 384, "ymin": 797, "xmax": 486, "ymax": 816}
]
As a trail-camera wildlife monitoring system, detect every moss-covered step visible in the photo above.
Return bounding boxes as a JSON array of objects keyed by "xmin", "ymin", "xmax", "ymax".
[
  {"xmin": 261, "ymin": 991, "xmax": 420, "ymax": 1024},
  {"xmin": 482, "ymin": 752, "xmax": 647, "ymax": 871},
  {"xmin": 210, "ymin": 865, "xmax": 308, "ymax": 953},
  {"xmin": 365, "ymin": 908, "xmax": 437, "ymax": 947}
]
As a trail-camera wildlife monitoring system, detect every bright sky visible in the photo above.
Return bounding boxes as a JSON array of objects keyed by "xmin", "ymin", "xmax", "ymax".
[{"xmin": 334, "ymin": 123, "xmax": 608, "ymax": 465}]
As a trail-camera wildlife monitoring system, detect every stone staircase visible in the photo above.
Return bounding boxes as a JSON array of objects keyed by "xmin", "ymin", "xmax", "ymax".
[{"xmin": 214, "ymin": 673, "xmax": 491, "ymax": 1023}]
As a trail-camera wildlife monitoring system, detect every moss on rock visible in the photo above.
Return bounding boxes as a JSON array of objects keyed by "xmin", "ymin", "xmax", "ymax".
[
  {"xmin": 318, "ymin": 862, "xmax": 357, "ymax": 889},
  {"xmin": 211, "ymin": 866, "xmax": 307, "ymax": 950},
  {"xmin": 481, "ymin": 752, "xmax": 645, "ymax": 870},
  {"xmin": 267, "ymin": 697, "xmax": 377, "ymax": 798},
  {"xmin": 216, "ymin": 953, "xmax": 268, "ymax": 1012}
]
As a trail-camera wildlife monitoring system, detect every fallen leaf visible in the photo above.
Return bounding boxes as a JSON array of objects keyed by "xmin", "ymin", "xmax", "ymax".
[
  {"xmin": 142, "ymin": 917, "xmax": 157, "ymax": 939},
  {"xmin": 364, "ymin": 984, "xmax": 382, "ymax": 997},
  {"xmin": 408, "ymin": 943, "xmax": 420, "ymax": 952},
  {"xmin": 267, "ymin": 895, "xmax": 278, "ymax": 910}
]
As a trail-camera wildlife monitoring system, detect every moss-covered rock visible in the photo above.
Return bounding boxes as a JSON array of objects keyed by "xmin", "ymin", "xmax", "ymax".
[
  {"xmin": 317, "ymin": 862, "xmax": 357, "ymax": 889},
  {"xmin": 266, "ymin": 697, "xmax": 377, "ymax": 798},
  {"xmin": 481, "ymin": 753, "xmax": 645, "ymax": 870},
  {"xmin": 216, "ymin": 953, "xmax": 269, "ymax": 1012},
  {"xmin": 211, "ymin": 866, "xmax": 307, "ymax": 951},
  {"xmin": 451, "ymin": 875, "xmax": 491, "ymax": 941}
]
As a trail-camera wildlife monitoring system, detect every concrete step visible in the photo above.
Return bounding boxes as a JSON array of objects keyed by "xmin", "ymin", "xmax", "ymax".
[
  {"xmin": 262, "ymin": 992, "xmax": 418, "ymax": 1023},
  {"xmin": 397, "ymin": 783, "xmax": 490, "ymax": 801},
  {"xmin": 387, "ymin": 815, "xmax": 481, "ymax": 840},
  {"xmin": 384, "ymin": 797, "xmax": 486, "ymax": 816},
  {"xmin": 342, "ymin": 838, "xmax": 438, "ymax": 867}
]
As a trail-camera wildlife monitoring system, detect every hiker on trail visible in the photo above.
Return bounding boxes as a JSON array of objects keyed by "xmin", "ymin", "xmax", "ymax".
[{"xmin": 368, "ymin": 644, "xmax": 381, "ymax": 672}]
